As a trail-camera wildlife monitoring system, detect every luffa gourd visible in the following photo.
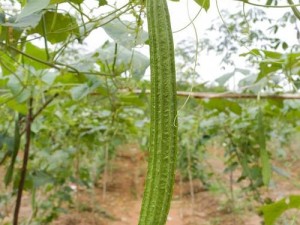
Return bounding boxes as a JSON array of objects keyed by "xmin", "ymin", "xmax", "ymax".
[{"xmin": 138, "ymin": 0, "xmax": 178, "ymax": 224}]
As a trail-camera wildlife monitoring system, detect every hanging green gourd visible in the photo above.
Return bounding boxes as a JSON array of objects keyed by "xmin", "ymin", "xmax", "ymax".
[{"xmin": 138, "ymin": 0, "xmax": 178, "ymax": 224}]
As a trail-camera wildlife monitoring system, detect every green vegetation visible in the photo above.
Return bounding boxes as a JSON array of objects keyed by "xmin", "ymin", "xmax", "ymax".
[{"xmin": 0, "ymin": 0, "xmax": 299, "ymax": 224}]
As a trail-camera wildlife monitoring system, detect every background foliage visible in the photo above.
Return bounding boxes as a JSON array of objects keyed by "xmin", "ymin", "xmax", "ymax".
[{"xmin": 0, "ymin": 0, "xmax": 299, "ymax": 224}]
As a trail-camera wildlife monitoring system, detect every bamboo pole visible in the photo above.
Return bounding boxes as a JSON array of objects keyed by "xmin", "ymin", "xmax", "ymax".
[{"xmin": 131, "ymin": 90, "xmax": 300, "ymax": 100}]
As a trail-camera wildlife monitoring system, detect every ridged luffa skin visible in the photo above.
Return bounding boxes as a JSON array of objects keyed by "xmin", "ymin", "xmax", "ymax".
[{"xmin": 138, "ymin": 0, "xmax": 178, "ymax": 224}]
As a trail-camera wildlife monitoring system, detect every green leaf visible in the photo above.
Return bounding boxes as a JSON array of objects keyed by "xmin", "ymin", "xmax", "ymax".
[
  {"xmin": 266, "ymin": 0, "xmax": 273, "ymax": 5},
  {"xmin": 102, "ymin": 18, "xmax": 148, "ymax": 48},
  {"xmin": 69, "ymin": 75, "xmax": 102, "ymax": 100},
  {"xmin": 261, "ymin": 148, "xmax": 271, "ymax": 185},
  {"xmin": 49, "ymin": 0, "xmax": 83, "ymax": 3},
  {"xmin": 29, "ymin": 11, "xmax": 79, "ymax": 44},
  {"xmin": 42, "ymin": 72, "xmax": 58, "ymax": 85},
  {"xmin": 0, "ymin": 52, "xmax": 18, "ymax": 75},
  {"xmin": 282, "ymin": 42, "xmax": 288, "ymax": 50},
  {"xmin": 0, "ymin": 133, "xmax": 14, "ymax": 156},
  {"xmin": 240, "ymin": 49, "xmax": 282, "ymax": 59},
  {"xmin": 99, "ymin": 0, "xmax": 108, "ymax": 6},
  {"xmin": 31, "ymin": 171, "xmax": 55, "ymax": 188},
  {"xmin": 215, "ymin": 72, "xmax": 234, "ymax": 86},
  {"xmin": 285, "ymin": 52, "xmax": 300, "ymax": 75},
  {"xmin": 0, "ymin": 77, "xmax": 8, "ymax": 87},
  {"xmin": 24, "ymin": 42, "xmax": 49, "ymax": 69},
  {"xmin": 70, "ymin": 83, "xmax": 90, "ymax": 101},
  {"xmin": 50, "ymin": 0, "xmax": 66, "ymax": 4},
  {"xmin": 203, "ymin": 99, "xmax": 242, "ymax": 115},
  {"xmin": 4, "ymin": 165, "xmax": 14, "ymax": 185},
  {"xmin": 7, "ymin": 75, "xmax": 31, "ymax": 103},
  {"xmin": 241, "ymin": 49, "xmax": 284, "ymax": 82},
  {"xmin": 240, "ymin": 48, "xmax": 261, "ymax": 57},
  {"xmin": 238, "ymin": 74, "xmax": 257, "ymax": 88},
  {"xmin": 55, "ymin": 72, "xmax": 84, "ymax": 84},
  {"xmin": 70, "ymin": 0, "xmax": 84, "ymax": 3},
  {"xmin": 257, "ymin": 108, "xmax": 272, "ymax": 186},
  {"xmin": 0, "ymin": 20, "xmax": 23, "ymax": 45},
  {"xmin": 260, "ymin": 195, "xmax": 300, "ymax": 225},
  {"xmin": 263, "ymin": 50, "xmax": 282, "ymax": 59},
  {"xmin": 96, "ymin": 42, "xmax": 149, "ymax": 80},
  {"xmin": 267, "ymin": 99, "xmax": 283, "ymax": 108},
  {"xmin": 6, "ymin": 99, "xmax": 27, "ymax": 114},
  {"xmin": 239, "ymin": 155, "xmax": 252, "ymax": 180},
  {"xmin": 31, "ymin": 119, "xmax": 44, "ymax": 133},
  {"xmin": 1, "ymin": 13, "xmax": 42, "ymax": 28},
  {"xmin": 118, "ymin": 94, "xmax": 145, "ymax": 107},
  {"xmin": 257, "ymin": 61, "xmax": 282, "ymax": 82},
  {"xmin": 194, "ymin": 0, "xmax": 210, "ymax": 11},
  {"xmin": 7, "ymin": 76, "xmax": 23, "ymax": 96},
  {"xmin": 17, "ymin": 0, "xmax": 50, "ymax": 21}
]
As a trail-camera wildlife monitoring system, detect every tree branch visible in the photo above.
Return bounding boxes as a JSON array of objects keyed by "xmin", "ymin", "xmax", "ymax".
[
  {"xmin": 13, "ymin": 98, "xmax": 33, "ymax": 225},
  {"xmin": 20, "ymin": 94, "xmax": 59, "ymax": 136},
  {"xmin": 32, "ymin": 93, "xmax": 59, "ymax": 121}
]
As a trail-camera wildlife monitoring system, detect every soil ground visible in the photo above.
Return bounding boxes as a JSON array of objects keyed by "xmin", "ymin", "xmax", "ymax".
[
  {"xmin": 53, "ymin": 144, "xmax": 263, "ymax": 225},
  {"xmin": 1, "ymin": 143, "xmax": 300, "ymax": 225}
]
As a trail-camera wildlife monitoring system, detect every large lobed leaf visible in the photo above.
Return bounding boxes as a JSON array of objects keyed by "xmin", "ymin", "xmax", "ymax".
[
  {"xmin": 29, "ymin": 11, "xmax": 79, "ymax": 44},
  {"xmin": 95, "ymin": 41, "xmax": 149, "ymax": 80},
  {"xmin": 102, "ymin": 18, "xmax": 148, "ymax": 49}
]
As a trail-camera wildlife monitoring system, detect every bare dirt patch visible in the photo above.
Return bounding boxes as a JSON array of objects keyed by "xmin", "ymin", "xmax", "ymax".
[{"xmin": 53, "ymin": 144, "xmax": 263, "ymax": 225}]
